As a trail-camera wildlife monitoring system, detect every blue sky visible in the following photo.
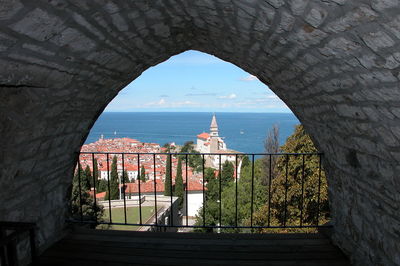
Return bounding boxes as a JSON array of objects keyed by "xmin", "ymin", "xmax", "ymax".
[{"xmin": 105, "ymin": 50, "xmax": 291, "ymax": 113}]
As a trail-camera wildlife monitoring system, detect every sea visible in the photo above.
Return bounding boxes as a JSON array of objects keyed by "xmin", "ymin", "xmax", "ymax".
[{"xmin": 85, "ymin": 112, "xmax": 300, "ymax": 154}]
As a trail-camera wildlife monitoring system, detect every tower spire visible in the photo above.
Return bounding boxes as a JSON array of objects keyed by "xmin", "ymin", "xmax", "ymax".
[{"xmin": 210, "ymin": 113, "xmax": 219, "ymax": 137}]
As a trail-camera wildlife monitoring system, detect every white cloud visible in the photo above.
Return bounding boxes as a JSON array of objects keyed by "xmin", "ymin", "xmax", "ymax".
[
  {"xmin": 240, "ymin": 75, "xmax": 258, "ymax": 82},
  {"xmin": 218, "ymin": 93, "xmax": 237, "ymax": 99},
  {"xmin": 143, "ymin": 98, "xmax": 167, "ymax": 107},
  {"xmin": 170, "ymin": 100, "xmax": 196, "ymax": 107},
  {"xmin": 141, "ymin": 99, "xmax": 199, "ymax": 108},
  {"xmin": 265, "ymin": 95, "xmax": 279, "ymax": 99}
]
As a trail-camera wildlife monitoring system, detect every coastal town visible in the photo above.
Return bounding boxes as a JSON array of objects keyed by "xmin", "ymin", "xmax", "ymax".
[{"xmin": 77, "ymin": 114, "xmax": 241, "ymax": 224}]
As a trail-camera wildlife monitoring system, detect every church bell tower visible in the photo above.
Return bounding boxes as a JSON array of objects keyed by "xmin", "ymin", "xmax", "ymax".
[
  {"xmin": 210, "ymin": 113, "xmax": 219, "ymax": 137},
  {"xmin": 210, "ymin": 114, "xmax": 219, "ymax": 152}
]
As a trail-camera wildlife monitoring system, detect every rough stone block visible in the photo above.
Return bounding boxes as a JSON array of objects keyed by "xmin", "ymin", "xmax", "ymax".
[
  {"xmin": 371, "ymin": 0, "xmax": 400, "ymax": 11},
  {"xmin": 288, "ymin": 0, "xmax": 308, "ymax": 15},
  {"xmin": 0, "ymin": 0, "xmax": 23, "ymax": 20},
  {"xmin": 10, "ymin": 8, "xmax": 65, "ymax": 41},
  {"xmin": 305, "ymin": 7, "xmax": 328, "ymax": 28},
  {"xmin": 265, "ymin": 0, "xmax": 285, "ymax": 9},
  {"xmin": 362, "ymin": 31, "xmax": 396, "ymax": 52}
]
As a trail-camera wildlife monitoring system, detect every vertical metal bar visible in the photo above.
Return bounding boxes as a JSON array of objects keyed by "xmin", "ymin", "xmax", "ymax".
[
  {"xmin": 107, "ymin": 154, "xmax": 112, "ymax": 223},
  {"xmin": 91, "ymin": 153, "xmax": 97, "ymax": 222},
  {"xmin": 153, "ymin": 154, "xmax": 158, "ymax": 226},
  {"xmin": 300, "ymin": 154, "xmax": 305, "ymax": 227},
  {"xmin": 122, "ymin": 153, "xmax": 127, "ymax": 224},
  {"xmin": 202, "ymin": 154, "xmax": 205, "ymax": 227},
  {"xmin": 169, "ymin": 154, "xmax": 173, "ymax": 226},
  {"xmin": 77, "ymin": 161, "xmax": 83, "ymax": 221},
  {"xmin": 219, "ymin": 154, "xmax": 222, "ymax": 228},
  {"xmin": 185, "ymin": 154, "xmax": 189, "ymax": 227},
  {"xmin": 0, "ymin": 229, "xmax": 5, "ymax": 265},
  {"xmin": 283, "ymin": 154, "xmax": 289, "ymax": 227},
  {"xmin": 6, "ymin": 238, "xmax": 17, "ymax": 266},
  {"xmin": 235, "ymin": 155, "xmax": 238, "ymax": 228},
  {"xmin": 268, "ymin": 154, "xmax": 272, "ymax": 227},
  {"xmin": 251, "ymin": 154, "xmax": 255, "ymax": 228},
  {"xmin": 29, "ymin": 228, "xmax": 36, "ymax": 265},
  {"xmin": 0, "ymin": 228, "xmax": 5, "ymax": 266},
  {"xmin": 138, "ymin": 154, "xmax": 142, "ymax": 225},
  {"xmin": 316, "ymin": 154, "xmax": 322, "ymax": 226}
]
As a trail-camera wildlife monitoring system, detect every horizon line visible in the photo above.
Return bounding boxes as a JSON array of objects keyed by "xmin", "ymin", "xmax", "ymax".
[{"xmin": 103, "ymin": 110, "xmax": 294, "ymax": 114}]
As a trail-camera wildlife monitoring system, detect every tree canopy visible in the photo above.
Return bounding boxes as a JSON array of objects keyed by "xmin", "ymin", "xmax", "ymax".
[
  {"xmin": 164, "ymin": 155, "xmax": 172, "ymax": 196},
  {"xmin": 105, "ymin": 155, "xmax": 119, "ymax": 200},
  {"xmin": 174, "ymin": 158, "xmax": 184, "ymax": 210},
  {"xmin": 252, "ymin": 125, "xmax": 329, "ymax": 231},
  {"xmin": 195, "ymin": 124, "xmax": 329, "ymax": 233},
  {"xmin": 71, "ymin": 163, "xmax": 104, "ymax": 224}
]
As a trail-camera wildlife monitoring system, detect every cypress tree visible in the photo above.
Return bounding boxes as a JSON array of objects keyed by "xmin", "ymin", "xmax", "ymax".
[
  {"xmin": 93, "ymin": 158, "xmax": 99, "ymax": 190},
  {"xmin": 140, "ymin": 165, "xmax": 146, "ymax": 182},
  {"xmin": 74, "ymin": 163, "xmax": 89, "ymax": 191},
  {"xmin": 97, "ymin": 179, "xmax": 108, "ymax": 193},
  {"xmin": 71, "ymin": 163, "xmax": 104, "ymax": 223},
  {"xmin": 174, "ymin": 158, "xmax": 184, "ymax": 210},
  {"xmin": 164, "ymin": 155, "xmax": 172, "ymax": 196},
  {"xmin": 122, "ymin": 170, "xmax": 128, "ymax": 184},
  {"xmin": 221, "ymin": 161, "xmax": 234, "ymax": 187},
  {"xmin": 105, "ymin": 155, "xmax": 119, "ymax": 200},
  {"xmin": 84, "ymin": 165, "xmax": 92, "ymax": 189}
]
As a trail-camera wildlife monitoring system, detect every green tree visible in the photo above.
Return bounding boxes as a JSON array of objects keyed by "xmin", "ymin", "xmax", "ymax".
[
  {"xmin": 204, "ymin": 167, "xmax": 216, "ymax": 183},
  {"xmin": 262, "ymin": 124, "xmax": 280, "ymax": 185},
  {"xmin": 105, "ymin": 155, "xmax": 119, "ymax": 200},
  {"xmin": 194, "ymin": 162, "xmax": 243, "ymax": 232},
  {"xmin": 164, "ymin": 155, "xmax": 172, "ymax": 196},
  {"xmin": 93, "ymin": 158, "xmax": 99, "ymax": 190},
  {"xmin": 139, "ymin": 165, "xmax": 146, "ymax": 182},
  {"xmin": 241, "ymin": 155, "xmax": 250, "ymax": 170},
  {"xmin": 194, "ymin": 175, "xmax": 220, "ymax": 231},
  {"xmin": 180, "ymin": 141, "xmax": 194, "ymax": 153},
  {"xmin": 221, "ymin": 161, "xmax": 234, "ymax": 186},
  {"xmin": 84, "ymin": 165, "xmax": 92, "ymax": 189},
  {"xmin": 122, "ymin": 170, "xmax": 128, "ymax": 184},
  {"xmin": 174, "ymin": 158, "xmax": 184, "ymax": 210},
  {"xmin": 75, "ymin": 163, "xmax": 89, "ymax": 191},
  {"xmin": 252, "ymin": 125, "xmax": 329, "ymax": 231},
  {"xmin": 179, "ymin": 141, "xmax": 203, "ymax": 172},
  {"xmin": 71, "ymin": 165, "xmax": 104, "ymax": 224},
  {"xmin": 97, "ymin": 179, "xmax": 108, "ymax": 193}
]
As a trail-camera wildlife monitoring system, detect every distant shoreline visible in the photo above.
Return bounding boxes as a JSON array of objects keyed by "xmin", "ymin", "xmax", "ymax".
[
  {"xmin": 86, "ymin": 112, "xmax": 299, "ymax": 154},
  {"xmin": 103, "ymin": 111, "xmax": 294, "ymax": 114}
]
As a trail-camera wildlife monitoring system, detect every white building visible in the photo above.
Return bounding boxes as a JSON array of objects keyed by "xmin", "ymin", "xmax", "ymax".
[{"xmin": 196, "ymin": 114, "xmax": 241, "ymax": 170}]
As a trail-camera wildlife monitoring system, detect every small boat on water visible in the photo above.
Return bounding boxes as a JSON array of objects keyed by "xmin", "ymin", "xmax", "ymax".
[{"xmin": 240, "ymin": 130, "xmax": 244, "ymax": 135}]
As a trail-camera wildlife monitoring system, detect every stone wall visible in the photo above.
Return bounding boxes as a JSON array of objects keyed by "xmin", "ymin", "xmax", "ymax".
[{"xmin": 1, "ymin": 0, "xmax": 400, "ymax": 264}]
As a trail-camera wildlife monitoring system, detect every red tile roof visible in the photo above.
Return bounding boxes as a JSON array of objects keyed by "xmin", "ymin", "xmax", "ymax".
[
  {"xmin": 88, "ymin": 190, "xmax": 107, "ymax": 199},
  {"xmin": 123, "ymin": 179, "xmax": 205, "ymax": 194},
  {"xmin": 197, "ymin": 132, "xmax": 210, "ymax": 140}
]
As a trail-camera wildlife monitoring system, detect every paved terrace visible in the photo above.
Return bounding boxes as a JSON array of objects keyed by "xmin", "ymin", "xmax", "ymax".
[{"xmin": 39, "ymin": 229, "xmax": 351, "ymax": 266}]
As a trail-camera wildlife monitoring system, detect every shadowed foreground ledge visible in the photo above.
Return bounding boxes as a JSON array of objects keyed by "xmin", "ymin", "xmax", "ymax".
[{"xmin": 39, "ymin": 229, "xmax": 351, "ymax": 265}]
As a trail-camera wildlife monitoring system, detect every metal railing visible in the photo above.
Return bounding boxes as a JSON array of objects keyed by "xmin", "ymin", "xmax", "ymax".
[
  {"xmin": 70, "ymin": 152, "xmax": 328, "ymax": 231},
  {"xmin": 0, "ymin": 221, "xmax": 37, "ymax": 265}
]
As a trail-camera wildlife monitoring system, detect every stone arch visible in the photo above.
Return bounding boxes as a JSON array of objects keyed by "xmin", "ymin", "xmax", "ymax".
[{"xmin": 1, "ymin": 0, "xmax": 400, "ymax": 264}]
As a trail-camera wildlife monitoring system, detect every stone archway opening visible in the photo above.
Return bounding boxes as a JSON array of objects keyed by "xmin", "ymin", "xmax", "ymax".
[
  {"xmin": 1, "ymin": 1, "xmax": 399, "ymax": 264},
  {"xmin": 76, "ymin": 49, "xmax": 322, "ymax": 234}
]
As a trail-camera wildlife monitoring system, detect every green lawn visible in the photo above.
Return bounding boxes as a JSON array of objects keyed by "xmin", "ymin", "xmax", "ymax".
[{"xmin": 97, "ymin": 206, "xmax": 156, "ymax": 231}]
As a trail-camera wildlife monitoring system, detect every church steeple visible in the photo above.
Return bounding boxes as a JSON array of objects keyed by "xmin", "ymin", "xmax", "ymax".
[{"xmin": 210, "ymin": 113, "xmax": 219, "ymax": 137}]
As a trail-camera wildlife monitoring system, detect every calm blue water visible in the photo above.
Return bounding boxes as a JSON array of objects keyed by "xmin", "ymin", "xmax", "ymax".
[{"xmin": 85, "ymin": 112, "xmax": 299, "ymax": 154}]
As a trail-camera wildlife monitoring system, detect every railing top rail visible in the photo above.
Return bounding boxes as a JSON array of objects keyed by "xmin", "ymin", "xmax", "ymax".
[
  {"xmin": 0, "ymin": 221, "xmax": 36, "ymax": 229},
  {"xmin": 77, "ymin": 151, "xmax": 323, "ymax": 156}
]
